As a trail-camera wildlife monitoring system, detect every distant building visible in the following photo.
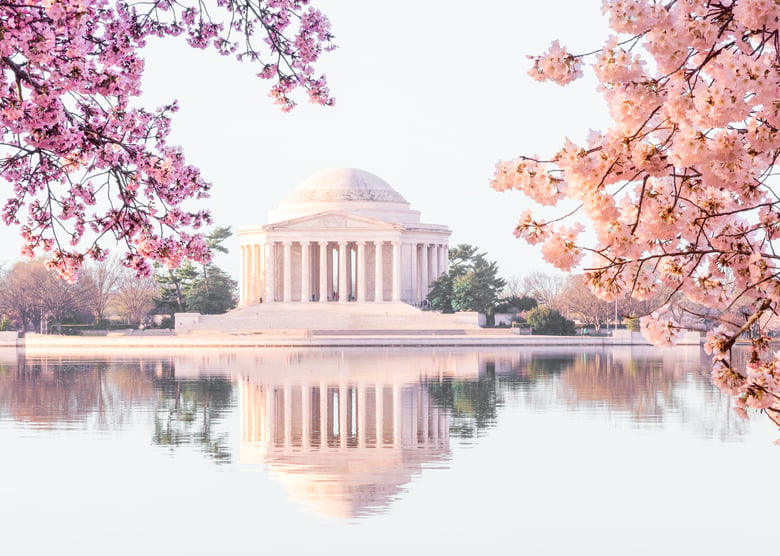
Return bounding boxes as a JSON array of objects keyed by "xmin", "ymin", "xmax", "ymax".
[{"xmin": 238, "ymin": 168, "xmax": 451, "ymax": 305}]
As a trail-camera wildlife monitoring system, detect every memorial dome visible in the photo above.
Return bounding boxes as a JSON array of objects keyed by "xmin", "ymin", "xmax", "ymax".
[
  {"xmin": 283, "ymin": 168, "xmax": 408, "ymax": 204},
  {"xmin": 268, "ymin": 167, "xmax": 420, "ymax": 224}
]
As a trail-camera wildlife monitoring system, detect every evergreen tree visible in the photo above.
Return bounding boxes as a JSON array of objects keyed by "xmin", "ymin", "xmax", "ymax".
[{"xmin": 427, "ymin": 244, "xmax": 506, "ymax": 320}]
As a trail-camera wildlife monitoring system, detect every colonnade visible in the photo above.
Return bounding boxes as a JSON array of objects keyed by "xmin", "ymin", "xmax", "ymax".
[
  {"xmin": 239, "ymin": 239, "xmax": 449, "ymax": 305},
  {"xmin": 239, "ymin": 378, "xmax": 449, "ymax": 450}
]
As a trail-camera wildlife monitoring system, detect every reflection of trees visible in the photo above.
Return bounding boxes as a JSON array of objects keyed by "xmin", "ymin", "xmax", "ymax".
[
  {"xmin": 153, "ymin": 376, "xmax": 234, "ymax": 464},
  {"xmin": 426, "ymin": 349, "xmax": 748, "ymax": 441},
  {"xmin": 426, "ymin": 363, "xmax": 529, "ymax": 438},
  {"xmin": 559, "ymin": 352, "xmax": 674, "ymax": 421},
  {"xmin": 0, "ymin": 358, "xmax": 235, "ymax": 463}
]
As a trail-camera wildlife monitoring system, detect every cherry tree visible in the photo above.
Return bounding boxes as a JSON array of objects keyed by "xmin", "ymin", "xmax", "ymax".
[
  {"xmin": 0, "ymin": 0, "xmax": 334, "ymax": 280},
  {"xmin": 492, "ymin": 0, "xmax": 780, "ymax": 426}
]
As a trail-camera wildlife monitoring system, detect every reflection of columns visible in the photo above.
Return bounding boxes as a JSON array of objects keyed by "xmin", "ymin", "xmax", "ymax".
[
  {"xmin": 420, "ymin": 243, "xmax": 429, "ymax": 299},
  {"xmin": 265, "ymin": 242, "xmax": 275, "ymax": 303},
  {"xmin": 301, "ymin": 241, "xmax": 310, "ymax": 302},
  {"xmin": 376, "ymin": 385, "xmax": 384, "ymax": 445},
  {"xmin": 284, "ymin": 384, "xmax": 292, "ymax": 447},
  {"xmin": 357, "ymin": 384, "xmax": 367, "ymax": 448},
  {"xmin": 302, "ymin": 386, "xmax": 311, "ymax": 449},
  {"xmin": 283, "ymin": 241, "xmax": 292, "ymax": 302},
  {"xmin": 319, "ymin": 382, "xmax": 328, "ymax": 446},
  {"xmin": 356, "ymin": 241, "xmax": 366, "ymax": 302},
  {"xmin": 392, "ymin": 241, "xmax": 402, "ymax": 302},
  {"xmin": 338, "ymin": 241, "xmax": 348, "ymax": 303},
  {"xmin": 393, "ymin": 384, "xmax": 401, "ymax": 446},
  {"xmin": 374, "ymin": 241, "xmax": 383, "ymax": 302},
  {"xmin": 339, "ymin": 383, "xmax": 348, "ymax": 448},
  {"xmin": 319, "ymin": 242, "xmax": 328, "ymax": 303}
]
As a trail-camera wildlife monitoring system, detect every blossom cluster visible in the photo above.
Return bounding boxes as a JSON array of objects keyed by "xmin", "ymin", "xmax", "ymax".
[
  {"xmin": 0, "ymin": 0, "xmax": 334, "ymax": 280},
  {"xmin": 494, "ymin": 0, "xmax": 780, "ymax": 428}
]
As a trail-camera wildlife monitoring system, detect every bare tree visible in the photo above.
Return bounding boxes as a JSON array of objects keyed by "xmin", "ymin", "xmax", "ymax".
[
  {"xmin": 556, "ymin": 275, "xmax": 617, "ymax": 333},
  {"xmin": 523, "ymin": 271, "xmax": 567, "ymax": 309},
  {"xmin": 112, "ymin": 270, "xmax": 158, "ymax": 326},
  {"xmin": 81, "ymin": 258, "xmax": 122, "ymax": 324},
  {"xmin": 0, "ymin": 259, "xmax": 89, "ymax": 332}
]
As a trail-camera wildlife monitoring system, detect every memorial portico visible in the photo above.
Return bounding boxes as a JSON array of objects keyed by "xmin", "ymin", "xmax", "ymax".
[{"xmin": 238, "ymin": 168, "xmax": 451, "ymax": 306}]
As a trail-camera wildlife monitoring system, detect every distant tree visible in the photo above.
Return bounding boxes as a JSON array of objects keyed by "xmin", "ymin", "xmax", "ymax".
[
  {"xmin": 502, "ymin": 276, "xmax": 526, "ymax": 299},
  {"xmin": 81, "ymin": 258, "xmax": 122, "ymax": 325},
  {"xmin": 557, "ymin": 275, "xmax": 616, "ymax": 333},
  {"xmin": 427, "ymin": 273, "xmax": 455, "ymax": 313},
  {"xmin": 0, "ymin": 259, "xmax": 90, "ymax": 332},
  {"xmin": 155, "ymin": 261, "xmax": 200, "ymax": 315},
  {"xmin": 184, "ymin": 265, "xmax": 237, "ymax": 315},
  {"xmin": 427, "ymin": 244, "xmax": 506, "ymax": 322},
  {"xmin": 523, "ymin": 271, "xmax": 567, "ymax": 309},
  {"xmin": 494, "ymin": 295, "xmax": 538, "ymax": 314},
  {"xmin": 0, "ymin": 316, "xmax": 13, "ymax": 331},
  {"xmin": 154, "ymin": 227, "xmax": 237, "ymax": 316},
  {"xmin": 113, "ymin": 270, "xmax": 158, "ymax": 326},
  {"xmin": 527, "ymin": 306, "xmax": 576, "ymax": 336}
]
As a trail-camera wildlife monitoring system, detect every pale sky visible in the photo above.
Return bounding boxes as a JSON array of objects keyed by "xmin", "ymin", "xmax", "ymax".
[{"xmin": 0, "ymin": 0, "xmax": 612, "ymax": 282}]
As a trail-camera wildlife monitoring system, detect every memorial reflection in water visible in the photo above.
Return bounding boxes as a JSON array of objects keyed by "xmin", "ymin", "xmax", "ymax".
[
  {"xmin": 0, "ymin": 345, "xmax": 744, "ymax": 522},
  {"xmin": 233, "ymin": 350, "xmax": 467, "ymax": 519}
]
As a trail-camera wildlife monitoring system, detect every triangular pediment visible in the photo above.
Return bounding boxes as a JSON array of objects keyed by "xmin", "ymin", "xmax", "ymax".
[{"xmin": 264, "ymin": 211, "xmax": 399, "ymax": 231}]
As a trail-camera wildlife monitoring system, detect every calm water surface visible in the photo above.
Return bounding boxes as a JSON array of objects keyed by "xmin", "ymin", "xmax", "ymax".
[{"xmin": 0, "ymin": 345, "xmax": 776, "ymax": 555}]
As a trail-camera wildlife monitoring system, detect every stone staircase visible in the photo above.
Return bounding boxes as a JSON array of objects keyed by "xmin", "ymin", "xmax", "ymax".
[{"xmin": 181, "ymin": 302, "xmax": 479, "ymax": 334}]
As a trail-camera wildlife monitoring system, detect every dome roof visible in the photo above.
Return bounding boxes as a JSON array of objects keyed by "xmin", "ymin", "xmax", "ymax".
[{"xmin": 282, "ymin": 168, "xmax": 408, "ymax": 204}]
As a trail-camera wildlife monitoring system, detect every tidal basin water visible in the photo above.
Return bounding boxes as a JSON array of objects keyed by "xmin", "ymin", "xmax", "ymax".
[{"xmin": 1, "ymin": 346, "xmax": 778, "ymax": 555}]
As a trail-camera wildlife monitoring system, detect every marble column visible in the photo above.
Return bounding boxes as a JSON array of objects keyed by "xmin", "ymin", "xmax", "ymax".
[
  {"xmin": 239, "ymin": 246, "xmax": 246, "ymax": 305},
  {"xmin": 265, "ymin": 242, "xmax": 275, "ymax": 303},
  {"xmin": 301, "ymin": 241, "xmax": 310, "ymax": 302},
  {"xmin": 392, "ymin": 241, "xmax": 402, "ymax": 302},
  {"xmin": 374, "ymin": 240, "xmax": 384, "ymax": 302},
  {"xmin": 283, "ymin": 241, "xmax": 292, "ymax": 302},
  {"xmin": 410, "ymin": 243, "xmax": 418, "ymax": 305},
  {"xmin": 356, "ymin": 241, "xmax": 366, "ymax": 302},
  {"xmin": 252, "ymin": 244, "xmax": 262, "ymax": 303},
  {"xmin": 420, "ymin": 243, "xmax": 429, "ymax": 299},
  {"xmin": 319, "ymin": 242, "xmax": 328, "ymax": 303},
  {"xmin": 440, "ymin": 244, "xmax": 448, "ymax": 277},
  {"xmin": 338, "ymin": 241, "xmax": 348, "ymax": 303},
  {"xmin": 430, "ymin": 244, "xmax": 439, "ymax": 284}
]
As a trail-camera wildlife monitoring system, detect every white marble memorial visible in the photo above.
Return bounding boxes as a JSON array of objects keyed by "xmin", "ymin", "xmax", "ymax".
[{"xmin": 238, "ymin": 168, "xmax": 451, "ymax": 306}]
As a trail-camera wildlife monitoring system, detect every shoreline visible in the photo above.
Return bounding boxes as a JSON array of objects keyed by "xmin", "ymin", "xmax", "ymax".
[{"xmin": 6, "ymin": 330, "xmax": 704, "ymax": 352}]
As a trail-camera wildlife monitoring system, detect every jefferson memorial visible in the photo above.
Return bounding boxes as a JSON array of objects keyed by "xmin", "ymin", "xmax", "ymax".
[{"xmin": 237, "ymin": 168, "xmax": 451, "ymax": 306}]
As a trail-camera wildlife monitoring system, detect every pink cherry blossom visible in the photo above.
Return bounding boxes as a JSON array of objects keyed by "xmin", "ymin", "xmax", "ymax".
[
  {"xmin": 1, "ymin": 0, "xmax": 335, "ymax": 281},
  {"xmin": 494, "ymin": 0, "xmax": 780, "ymax": 431}
]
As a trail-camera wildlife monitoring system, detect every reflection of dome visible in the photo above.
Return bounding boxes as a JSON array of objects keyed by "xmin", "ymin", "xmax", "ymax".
[
  {"xmin": 283, "ymin": 168, "xmax": 408, "ymax": 204},
  {"xmin": 268, "ymin": 167, "xmax": 421, "ymax": 224}
]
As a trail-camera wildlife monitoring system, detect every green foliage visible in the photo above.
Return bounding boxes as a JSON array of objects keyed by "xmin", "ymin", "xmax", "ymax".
[
  {"xmin": 427, "ymin": 244, "xmax": 506, "ymax": 317},
  {"xmin": 494, "ymin": 295, "xmax": 538, "ymax": 313},
  {"xmin": 0, "ymin": 315, "xmax": 12, "ymax": 331},
  {"xmin": 427, "ymin": 273, "xmax": 455, "ymax": 313},
  {"xmin": 154, "ymin": 227, "xmax": 237, "ymax": 316},
  {"xmin": 527, "ymin": 306, "xmax": 576, "ymax": 336},
  {"xmin": 625, "ymin": 317, "xmax": 640, "ymax": 332},
  {"xmin": 184, "ymin": 265, "xmax": 238, "ymax": 315}
]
